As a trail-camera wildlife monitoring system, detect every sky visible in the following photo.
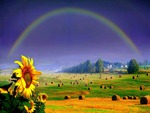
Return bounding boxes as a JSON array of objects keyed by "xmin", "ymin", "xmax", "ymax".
[{"xmin": 0, "ymin": 0, "xmax": 150, "ymax": 71}]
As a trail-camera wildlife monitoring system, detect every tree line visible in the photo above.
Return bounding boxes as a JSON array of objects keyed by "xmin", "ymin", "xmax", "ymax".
[
  {"xmin": 62, "ymin": 58, "xmax": 140, "ymax": 74},
  {"xmin": 62, "ymin": 59, "xmax": 104, "ymax": 73}
]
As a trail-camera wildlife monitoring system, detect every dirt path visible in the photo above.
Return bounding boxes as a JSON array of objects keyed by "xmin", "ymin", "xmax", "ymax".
[{"xmin": 45, "ymin": 98, "xmax": 147, "ymax": 113}]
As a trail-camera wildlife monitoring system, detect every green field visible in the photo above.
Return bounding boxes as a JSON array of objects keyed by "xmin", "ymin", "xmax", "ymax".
[
  {"xmin": 41, "ymin": 73, "xmax": 150, "ymax": 99},
  {"xmin": 1, "ymin": 72, "xmax": 150, "ymax": 100}
]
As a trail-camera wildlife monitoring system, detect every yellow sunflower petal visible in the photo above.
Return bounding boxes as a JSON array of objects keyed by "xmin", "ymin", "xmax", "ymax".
[
  {"xmin": 33, "ymin": 70, "xmax": 42, "ymax": 75},
  {"xmin": 0, "ymin": 88, "xmax": 8, "ymax": 94},
  {"xmin": 32, "ymin": 76, "xmax": 39, "ymax": 80},
  {"xmin": 24, "ymin": 100, "xmax": 35, "ymax": 113},
  {"xmin": 29, "ymin": 58, "xmax": 34, "ymax": 66},
  {"xmin": 24, "ymin": 105, "xmax": 28, "ymax": 111},
  {"xmin": 15, "ymin": 79, "xmax": 21, "ymax": 86},
  {"xmin": 13, "ymin": 69, "xmax": 22, "ymax": 77},
  {"xmin": 32, "ymin": 80, "xmax": 39, "ymax": 85},
  {"xmin": 14, "ymin": 60, "xmax": 24, "ymax": 69},
  {"xmin": 21, "ymin": 55, "xmax": 28, "ymax": 66},
  {"xmin": 23, "ymin": 89, "xmax": 28, "ymax": 98},
  {"xmin": 21, "ymin": 78, "xmax": 26, "ymax": 87}
]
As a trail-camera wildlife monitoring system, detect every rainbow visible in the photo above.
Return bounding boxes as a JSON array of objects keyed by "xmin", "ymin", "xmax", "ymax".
[{"xmin": 8, "ymin": 7, "xmax": 140, "ymax": 57}]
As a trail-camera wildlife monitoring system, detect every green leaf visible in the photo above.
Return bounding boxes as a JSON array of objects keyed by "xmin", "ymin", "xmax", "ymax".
[
  {"xmin": 0, "ymin": 82, "xmax": 13, "ymax": 91},
  {"xmin": 0, "ymin": 94, "xmax": 6, "ymax": 101},
  {"xmin": 0, "ymin": 110, "xmax": 7, "ymax": 113}
]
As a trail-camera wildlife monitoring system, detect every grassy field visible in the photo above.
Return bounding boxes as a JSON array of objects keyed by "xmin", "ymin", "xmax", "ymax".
[
  {"xmin": 35, "ymin": 73, "xmax": 150, "ymax": 100},
  {"xmin": 0, "ymin": 72, "xmax": 150, "ymax": 113}
]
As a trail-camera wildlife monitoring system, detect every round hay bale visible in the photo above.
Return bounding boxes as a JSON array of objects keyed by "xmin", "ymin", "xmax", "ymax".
[
  {"xmin": 128, "ymin": 96, "xmax": 134, "ymax": 99},
  {"xmin": 51, "ymin": 82, "xmax": 54, "ymax": 84},
  {"xmin": 133, "ymin": 96, "xmax": 139, "ymax": 100},
  {"xmin": 132, "ymin": 76, "xmax": 136, "ymax": 79},
  {"xmin": 100, "ymin": 85, "xmax": 105, "ymax": 89},
  {"xmin": 88, "ymin": 87, "xmax": 92, "ymax": 90},
  {"xmin": 112, "ymin": 95, "xmax": 120, "ymax": 101},
  {"xmin": 109, "ymin": 86, "xmax": 114, "ymax": 89},
  {"xmin": 119, "ymin": 75, "xmax": 122, "ymax": 78},
  {"xmin": 85, "ymin": 84, "xmax": 88, "ymax": 86},
  {"xmin": 140, "ymin": 95, "xmax": 150, "ymax": 104},
  {"xmin": 58, "ymin": 84, "xmax": 62, "ymax": 87},
  {"xmin": 64, "ymin": 95, "xmax": 71, "ymax": 100},
  {"xmin": 140, "ymin": 85, "xmax": 145, "ymax": 90},
  {"xmin": 104, "ymin": 86, "xmax": 107, "ymax": 89},
  {"xmin": 123, "ymin": 96, "xmax": 128, "ymax": 100},
  {"xmin": 79, "ymin": 95, "xmax": 85, "ymax": 100}
]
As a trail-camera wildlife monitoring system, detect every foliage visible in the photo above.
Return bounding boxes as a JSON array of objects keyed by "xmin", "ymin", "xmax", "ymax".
[
  {"xmin": 95, "ymin": 59, "xmax": 104, "ymax": 73},
  {"xmin": 127, "ymin": 59, "xmax": 139, "ymax": 74},
  {"xmin": 62, "ymin": 59, "xmax": 104, "ymax": 73}
]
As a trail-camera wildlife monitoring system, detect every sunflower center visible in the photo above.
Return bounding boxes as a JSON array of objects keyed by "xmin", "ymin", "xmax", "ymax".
[
  {"xmin": 42, "ymin": 95, "xmax": 47, "ymax": 100},
  {"xmin": 24, "ymin": 73, "xmax": 32, "ymax": 88}
]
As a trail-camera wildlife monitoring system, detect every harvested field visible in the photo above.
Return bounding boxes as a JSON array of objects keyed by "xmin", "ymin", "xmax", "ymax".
[{"xmin": 45, "ymin": 98, "xmax": 149, "ymax": 113}]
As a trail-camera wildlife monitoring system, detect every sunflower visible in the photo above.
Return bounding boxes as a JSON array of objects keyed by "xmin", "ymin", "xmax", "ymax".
[
  {"xmin": 0, "ymin": 88, "xmax": 8, "ymax": 94},
  {"xmin": 13, "ymin": 55, "xmax": 41, "ymax": 98},
  {"xmin": 37, "ymin": 93, "xmax": 48, "ymax": 103},
  {"xmin": 24, "ymin": 100, "xmax": 35, "ymax": 113}
]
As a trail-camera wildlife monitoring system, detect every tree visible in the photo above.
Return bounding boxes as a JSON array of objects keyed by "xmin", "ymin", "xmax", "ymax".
[
  {"xmin": 95, "ymin": 59, "xmax": 104, "ymax": 73},
  {"xmin": 84, "ymin": 60, "xmax": 92, "ymax": 73},
  {"xmin": 127, "ymin": 59, "xmax": 139, "ymax": 74}
]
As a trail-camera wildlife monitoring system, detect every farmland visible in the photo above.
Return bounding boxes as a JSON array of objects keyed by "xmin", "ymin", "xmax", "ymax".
[{"xmin": 0, "ymin": 72, "xmax": 150, "ymax": 113}]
